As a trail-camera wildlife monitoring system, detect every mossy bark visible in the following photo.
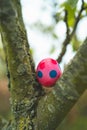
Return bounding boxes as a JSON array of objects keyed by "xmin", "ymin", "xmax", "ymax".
[
  {"xmin": 0, "ymin": 0, "xmax": 39, "ymax": 129},
  {"xmin": 0, "ymin": 0, "xmax": 87, "ymax": 130},
  {"xmin": 36, "ymin": 40, "xmax": 87, "ymax": 130}
]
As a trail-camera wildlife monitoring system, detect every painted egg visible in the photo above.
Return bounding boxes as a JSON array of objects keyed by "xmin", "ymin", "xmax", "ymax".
[{"xmin": 36, "ymin": 58, "xmax": 62, "ymax": 87}]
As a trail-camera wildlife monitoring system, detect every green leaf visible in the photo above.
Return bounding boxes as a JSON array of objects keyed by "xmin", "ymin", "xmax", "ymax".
[
  {"xmin": 49, "ymin": 45, "xmax": 56, "ymax": 54},
  {"xmin": 52, "ymin": 32, "xmax": 58, "ymax": 39},
  {"xmin": 61, "ymin": 2, "xmax": 76, "ymax": 26},
  {"xmin": 67, "ymin": 0, "xmax": 79, "ymax": 9},
  {"xmin": 84, "ymin": 2, "xmax": 87, "ymax": 14}
]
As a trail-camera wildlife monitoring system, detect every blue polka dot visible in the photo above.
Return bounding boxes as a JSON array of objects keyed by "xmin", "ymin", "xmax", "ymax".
[
  {"xmin": 49, "ymin": 70, "xmax": 57, "ymax": 78},
  {"xmin": 37, "ymin": 71, "xmax": 43, "ymax": 78}
]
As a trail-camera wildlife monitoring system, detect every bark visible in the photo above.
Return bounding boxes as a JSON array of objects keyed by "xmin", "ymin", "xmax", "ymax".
[
  {"xmin": 36, "ymin": 39, "xmax": 87, "ymax": 130},
  {"xmin": 0, "ymin": 0, "xmax": 39, "ymax": 129},
  {"xmin": 0, "ymin": 0, "xmax": 87, "ymax": 130}
]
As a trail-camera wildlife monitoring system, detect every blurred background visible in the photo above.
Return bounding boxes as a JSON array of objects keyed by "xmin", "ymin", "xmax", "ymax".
[{"xmin": 0, "ymin": 0, "xmax": 87, "ymax": 129}]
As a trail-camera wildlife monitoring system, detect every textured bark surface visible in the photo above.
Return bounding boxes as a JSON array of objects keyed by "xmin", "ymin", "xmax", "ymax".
[
  {"xmin": 36, "ymin": 40, "xmax": 87, "ymax": 130},
  {"xmin": 0, "ymin": 0, "xmax": 87, "ymax": 130},
  {"xmin": 0, "ymin": 0, "xmax": 37, "ymax": 129}
]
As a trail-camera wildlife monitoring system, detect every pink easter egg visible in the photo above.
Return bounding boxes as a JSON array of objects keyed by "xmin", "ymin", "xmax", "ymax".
[{"xmin": 36, "ymin": 58, "xmax": 62, "ymax": 87}]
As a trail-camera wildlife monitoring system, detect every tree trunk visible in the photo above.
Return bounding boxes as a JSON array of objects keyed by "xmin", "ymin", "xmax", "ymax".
[
  {"xmin": 0, "ymin": 0, "xmax": 87, "ymax": 130},
  {"xmin": 0, "ymin": 0, "xmax": 39, "ymax": 129}
]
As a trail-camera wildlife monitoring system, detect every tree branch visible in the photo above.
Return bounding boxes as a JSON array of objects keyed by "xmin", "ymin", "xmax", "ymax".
[
  {"xmin": 57, "ymin": 0, "xmax": 87, "ymax": 63},
  {"xmin": 0, "ymin": 0, "xmax": 42, "ymax": 129},
  {"xmin": 36, "ymin": 39, "xmax": 87, "ymax": 130}
]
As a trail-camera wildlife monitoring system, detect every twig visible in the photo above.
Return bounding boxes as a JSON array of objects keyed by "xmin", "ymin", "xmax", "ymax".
[
  {"xmin": 57, "ymin": 0, "xmax": 87, "ymax": 63},
  {"xmin": 71, "ymin": 0, "xmax": 86, "ymax": 37},
  {"xmin": 64, "ymin": 10, "xmax": 70, "ymax": 38},
  {"xmin": 57, "ymin": 9, "xmax": 70, "ymax": 63}
]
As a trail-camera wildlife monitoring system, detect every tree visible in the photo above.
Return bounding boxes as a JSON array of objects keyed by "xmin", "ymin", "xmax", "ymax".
[{"xmin": 0, "ymin": 0, "xmax": 87, "ymax": 130}]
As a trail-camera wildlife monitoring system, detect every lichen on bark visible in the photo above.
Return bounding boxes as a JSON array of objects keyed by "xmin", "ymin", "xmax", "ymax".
[
  {"xmin": 0, "ymin": 0, "xmax": 39, "ymax": 129},
  {"xmin": 36, "ymin": 40, "xmax": 87, "ymax": 130}
]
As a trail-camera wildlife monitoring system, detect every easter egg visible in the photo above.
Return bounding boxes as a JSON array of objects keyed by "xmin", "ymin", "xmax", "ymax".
[{"xmin": 36, "ymin": 58, "xmax": 62, "ymax": 87}]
